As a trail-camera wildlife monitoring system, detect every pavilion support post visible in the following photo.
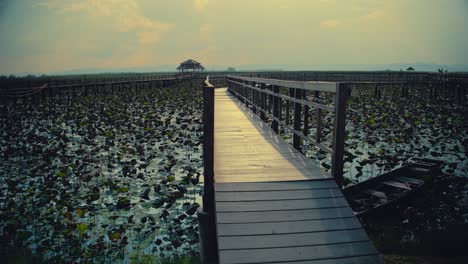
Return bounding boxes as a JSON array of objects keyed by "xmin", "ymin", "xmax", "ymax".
[
  {"xmin": 199, "ymin": 78, "xmax": 218, "ymax": 264},
  {"xmin": 331, "ymin": 83, "xmax": 349, "ymax": 188},
  {"xmin": 293, "ymin": 89, "xmax": 302, "ymax": 151}
]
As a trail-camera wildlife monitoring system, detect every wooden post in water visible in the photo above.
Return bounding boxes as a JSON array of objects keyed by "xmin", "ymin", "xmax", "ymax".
[
  {"xmin": 199, "ymin": 76, "xmax": 218, "ymax": 263},
  {"xmin": 331, "ymin": 83, "xmax": 349, "ymax": 188},
  {"xmin": 374, "ymin": 83, "xmax": 380, "ymax": 99}
]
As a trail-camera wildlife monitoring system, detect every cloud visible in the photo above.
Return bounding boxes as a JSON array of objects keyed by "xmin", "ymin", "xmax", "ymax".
[
  {"xmin": 200, "ymin": 24, "xmax": 213, "ymax": 34},
  {"xmin": 193, "ymin": 0, "xmax": 209, "ymax": 12},
  {"xmin": 320, "ymin": 19, "xmax": 341, "ymax": 28},
  {"xmin": 37, "ymin": 0, "xmax": 174, "ymax": 45},
  {"xmin": 318, "ymin": 10, "xmax": 384, "ymax": 29},
  {"xmin": 194, "ymin": 23, "xmax": 214, "ymax": 43},
  {"xmin": 118, "ymin": 15, "xmax": 174, "ymax": 34},
  {"xmin": 138, "ymin": 31, "xmax": 161, "ymax": 45},
  {"xmin": 360, "ymin": 10, "xmax": 385, "ymax": 20}
]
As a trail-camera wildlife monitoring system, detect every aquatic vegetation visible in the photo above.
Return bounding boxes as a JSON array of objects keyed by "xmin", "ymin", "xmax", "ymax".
[
  {"xmin": 0, "ymin": 79, "xmax": 204, "ymax": 262},
  {"xmin": 305, "ymin": 84, "xmax": 467, "ymax": 182}
]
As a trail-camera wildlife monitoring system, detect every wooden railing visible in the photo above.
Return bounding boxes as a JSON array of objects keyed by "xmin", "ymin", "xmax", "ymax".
[
  {"xmin": 238, "ymin": 71, "xmax": 468, "ymax": 84},
  {"xmin": 227, "ymin": 75, "xmax": 350, "ymax": 187},
  {"xmin": 0, "ymin": 75, "xmax": 191, "ymax": 100}
]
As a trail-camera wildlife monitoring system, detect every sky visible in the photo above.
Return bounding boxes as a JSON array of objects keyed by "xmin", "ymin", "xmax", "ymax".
[{"xmin": 1, "ymin": 0, "xmax": 468, "ymax": 75}]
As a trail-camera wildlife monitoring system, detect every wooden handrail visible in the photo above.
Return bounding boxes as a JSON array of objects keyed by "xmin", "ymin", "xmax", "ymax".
[
  {"xmin": 228, "ymin": 75, "xmax": 337, "ymax": 93},
  {"xmin": 228, "ymin": 79, "xmax": 335, "ymax": 111},
  {"xmin": 0, "ymin": 75, "xmax": 192, "ymax": 91}
]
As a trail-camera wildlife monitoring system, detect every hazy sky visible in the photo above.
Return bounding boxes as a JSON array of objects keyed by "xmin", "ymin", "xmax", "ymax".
[{"xmin": 1, "ymin": 0, "xmax": 468, "ymax": 74}]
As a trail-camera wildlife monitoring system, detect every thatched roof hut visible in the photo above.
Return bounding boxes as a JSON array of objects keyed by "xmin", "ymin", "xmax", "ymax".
[{"xmin": 177, "ymin": 59, "xmax": 205, "ymax": 72}]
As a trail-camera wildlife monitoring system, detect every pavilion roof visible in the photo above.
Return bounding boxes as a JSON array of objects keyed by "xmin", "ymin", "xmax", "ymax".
[{"xmin": 177, "ymin": 59, "xmax": 205, "ymax": 70}]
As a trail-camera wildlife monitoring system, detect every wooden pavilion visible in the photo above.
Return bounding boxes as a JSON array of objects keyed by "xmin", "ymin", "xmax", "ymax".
[{"xmin": 177, "ymin": 59, "xmax": 205, "ymax": 73}]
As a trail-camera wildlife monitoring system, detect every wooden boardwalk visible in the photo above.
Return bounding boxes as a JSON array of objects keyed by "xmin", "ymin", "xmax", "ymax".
[{"xmin": 213, "ymin": 88, "xmax": 383, "ymax": 264}]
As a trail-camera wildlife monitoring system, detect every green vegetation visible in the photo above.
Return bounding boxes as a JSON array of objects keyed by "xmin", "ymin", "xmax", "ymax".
[{"xmin": 130, "ymin": 253, "xmax": 200, "ymax": 264}]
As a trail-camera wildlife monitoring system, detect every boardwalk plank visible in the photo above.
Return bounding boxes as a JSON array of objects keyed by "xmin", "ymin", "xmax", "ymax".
[
  {"xmin": 215, "ymin": 188, "xmax": 343, "ymax": 202},
  {"xmin": 217, "ymin": 217, "xmax": 361, "ymax": 236},
  {"xmin": 272, "ymin": 255, "xmax": 383, "ymax": 264},
  {"xmin": 215, "ymin": 180, "xmax": 338, "ymax": 192},
  {"xmin": 218, "ymin": 229, "xmax": 370, "ymax": 250},
  {"xmin": 216, "ymin": 197, "xmax": 349, "ymax": 212},
  {"xmin": 219, "ymin": 241, "xmax": 379, "ymax": 264},
  {"xmin": 217, "ymin": 207, "xmax": 354, "ymax": 223}
]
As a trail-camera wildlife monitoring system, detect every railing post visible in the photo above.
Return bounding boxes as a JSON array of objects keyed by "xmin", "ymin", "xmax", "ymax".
[
  {"xmin": 315, "ymin": 91, "xmax": 322, "ymax": 143},
  {"xmin": 260, "ymin": 83, "xmax": 266, "ymax": 121},
  {"xmin": 293, "ymin": 88, "xmax": 302, "ymax": 150},
  {"xmin": 272, "ymin": 85, "xmax": 280, "ymax": 133},
  {"xmin": 199, "ymin": 77, "xmax": 218, "ymax": 263},
  {"xmin": 286, "ymin": 88, "xmax": 292, "ymax": 125},
  {"xmin": 303, "ymin": 92, "xmax": 309, "ymax": 136},
  {"xmin": 251, "ymin": 81, "xmax": 257, "ymax": 113},
  {"xmin": 331, "ymin": 83, "xmax": 349, "ymax": 188},
  {"xmin": 245, "ymin": 80, "xmax": 248, "ymax": 105}
]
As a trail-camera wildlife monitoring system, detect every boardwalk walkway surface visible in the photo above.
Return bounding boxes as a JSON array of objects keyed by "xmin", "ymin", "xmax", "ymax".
[{"xmin": 213, "ymin": 88, "xmax": 383, "ymax": 264}]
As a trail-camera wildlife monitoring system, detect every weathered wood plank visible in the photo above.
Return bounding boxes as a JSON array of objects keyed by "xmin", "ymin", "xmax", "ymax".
[
  {"xmin": 214, "ymin": 167, "xmax": 329, "ymax": 179},
  {"xmin": 217, "ymin": 217, "xmax": 361, "ymax": 236},
  {"xmin": 270, "ymin": 255, "xmax": 383, "ymax": 264},
  {"xmin": 219, "ymin": 241, "xmax": 379, "ymax": 264},
  {"xmin": 216, "ymin": 197, "xmax": 349, "ymax": 212},
  {"xmin": 215, "ymin": 188, "xmax": 343, "ymax": 202},
  {"xmin": 215, "ymin": 180, "xmax": 338, "ymax": 192},
  {"xmin": 218, "ymin": 229, "xmax": 370, "ymax": 250},
  {"xmin": 216, "ymin": 207, "xmax": 354, "ymax": 223}
]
